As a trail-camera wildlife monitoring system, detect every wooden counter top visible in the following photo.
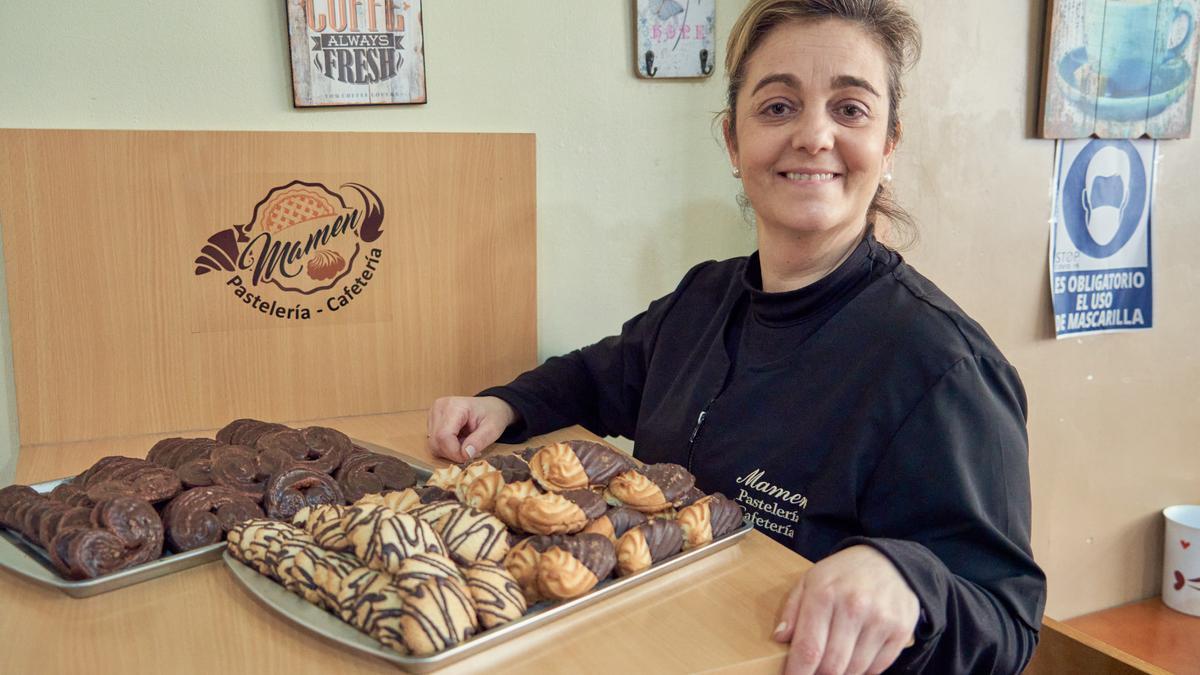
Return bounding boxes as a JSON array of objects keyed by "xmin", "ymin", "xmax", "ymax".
[
  {"xmin": 0, "ymin": 412, "xmax": 805, "ymax": 674},
  {"xmin": 1065, "ymin": 598, "xmax": 1200, "ymax": 675}
]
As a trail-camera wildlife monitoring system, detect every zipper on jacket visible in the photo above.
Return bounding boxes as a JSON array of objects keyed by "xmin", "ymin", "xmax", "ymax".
[{"xmin": 686, "ymin": 397, "xmax": 716, "ymax": 473}]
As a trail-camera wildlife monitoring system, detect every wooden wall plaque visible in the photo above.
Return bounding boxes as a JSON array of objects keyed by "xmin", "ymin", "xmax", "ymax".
[{"xmin": 0, "ymin": 129, "xmax": 537, "ymax": 445}]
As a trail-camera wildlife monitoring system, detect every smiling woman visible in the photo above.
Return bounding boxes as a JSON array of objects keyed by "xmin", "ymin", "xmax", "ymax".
[{"xmin": 425, "ymin": 2, "xmax": 1045, "ymax": 673}]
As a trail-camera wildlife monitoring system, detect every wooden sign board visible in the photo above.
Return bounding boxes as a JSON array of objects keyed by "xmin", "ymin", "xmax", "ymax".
[
  {"xmin": 1041, "ymin": 0, "xmax": 1198, "ymax": 138},
  {"xmin": 0, "ymin": 129, "xmax": 536, "ymax": 445},
  {"xmin": 285, "ymin": 0, "xmax": 426, "ymax": 106}
]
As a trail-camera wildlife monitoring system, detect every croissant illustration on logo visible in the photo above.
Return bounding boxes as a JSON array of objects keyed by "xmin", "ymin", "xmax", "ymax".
[{"xmin": 195, "ymin": 180, "xmax": 386, "ymax": 320}]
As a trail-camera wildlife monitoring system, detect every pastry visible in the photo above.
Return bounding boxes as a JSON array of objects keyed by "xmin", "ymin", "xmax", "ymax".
[
  {"xmin": 356, "ymin": 487, "xmax": 421, "ymax": 513},
  {"xmin": 581, "ymin": 506, "xmax": 648, "ymax": 544},
  {"xmin": 215, "ymin": 419, "xmax": 290, "ymax": 447},
  {"xmin": 162, "ymin": 486, "xmax": 264, "ymax": 552},
  {"xmin": 334, "ymin": 565, "xmax": 396, "ymax": 627},
  {"xmin": 47, "ymin": 483, "xmax": 93, "ymax": 508},
  {"xmin": 226, "ymin": 519, "xmax": 313, "ymax": 577},
  {"xmin": 0, "ymin": 485, "xmax": 39, "ymax": 529},
  {"xmin": 273, "ymin": 539, "xmax": 330, "ymax": 604},
  {"xmin": 48, "ymin": 528, "xmax": 130, "ymax": 579},
  {"xmin": 336, "ymin": 451, "xmax": 418, "ymax": 502},
  {"xmin": 76, "ymin": 456, "xmax": 182, "ymax": 504},
  {"xmin": 536, "ymin": 533, "xmax": 617, "ymax": 600},
  {"xmin": 676, "ymin": 493, "xmax": 744, "ymax": 549},
  {"xmin": 606, "ymin": 463, "xmax": 696, "ymax": 513},
  {"xmin": 294, "ymin": 503, "xmax": 354, "ymax": 552},
  {"xmin": 528, "ymin": 440, "xmax": 637, "ymax": 492},
  {"xmin": 493, "ymin": 480, "xmax": 541, "ymax": 530},
  {"xmin": 425, "ymin": 465, "xmax": 463, "ymax": 490},
  {"xmin": 89, "ymin": 497, "xmax": 164, "ymax": 566},
  {"xmin": 262, "ymin": 467, "xmax": 345, "ymax": 520},
  {"xmin": 455, "ymin": 461, "xmax": 505, "ymax": 512},
  {"xmin": 503, "ymin": 534, "xmax": 563, "ymax": 602},
  {"xmin": 437, "ymin": 505, "xmax": 510, "ymax": 564},
  {"xmin": 481, "ymin": 453, "xmax": 533, "ymax": 483},
  {"xmin": 516, "ymin": 490, "xmax": 605, "ymax": 536},
  {"xmin": 209, "ymin": 445, "xmax": 276, "ymax": 499},
  {"xmin": 256, "ymin": 426, "xmax": 352, "ymax": 475},
  {"xmin": 392, "ymin": 552, "xmax": 464, "ymax": 592},
  {"xmin": 463, "ymin": 560, "xmax": 527, "ymax": 629},
  {"xmin": 409, "ymin": 501, "xmax": 464, "ymax": 532},
  {"xmin": 309, "ymin": 549, "xmax": 362, "ymax": 611},
  {"xmin": 615, "ymin": 519, "xmax": 684, "ymax": 576},
  {"xmin": 345, "ymin": 504, "xmax": 444, "ymax": 573},
  {"xmin": 393, "ymin": 576, "xmax": 479, "ymax": 656},
  {"xmin": 37, "ymin": 503, "xmax": 92, "ymax": 547}
]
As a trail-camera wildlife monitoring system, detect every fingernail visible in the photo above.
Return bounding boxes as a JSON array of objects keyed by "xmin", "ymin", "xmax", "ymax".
[
  {"xmin": 774, "ymin": 621, "xmax": 788, "ymax": 637},
  {"xmin": 465, "ymin": 445, "xmax": 477, "ymax": 459}
]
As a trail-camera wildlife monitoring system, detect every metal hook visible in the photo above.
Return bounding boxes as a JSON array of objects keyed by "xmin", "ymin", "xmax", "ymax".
[
  {"xmin": 645, "ymin": 50, "xmax": 658, "ymax": 77},
  {"xmin": 700, "ymin": 49, "xmax": 713, "ymax": 75}
]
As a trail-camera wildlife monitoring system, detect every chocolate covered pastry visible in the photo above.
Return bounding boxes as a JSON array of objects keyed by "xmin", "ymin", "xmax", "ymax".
[
  {"xmin": 209, "ymin": 445, "xmax": 277, "ymax": 499},
  {"xmin": 345, "ymin": 505, "xmax": 445, "ymax": 573},
  {"xmin": 606, "ymin": 463, "xmax": 696, "ymax": 513},
  {"xmin": 16, "ymin": 496, "xmax": 56, "ymax": 544},
  {"xmin": 581, "ymin": 506, "xmax": 648, "ymax": 544},
  {"xmin": 256, "ymin": 426, "xmax": 352, "ymax": 475},
  {"xmin": 215, "ymin": 419, "xmax": 290, "ymax": 447},
  {"xmin": 46, "ymin": 497, "xmax": 164, "ymax": 579},
  {"xmin": 336, "ymin": 451, "xmax": 418, "ymax": 502},
  {"xmin": 481, "ymin": 453, "xmax": 533, "ymax": 484},
  {"xmin": 334, "ymin": 565, "xmax": 396, "ymax": 627},
  {"xmin": 147, "ymin": 438, "xmax": 222, "ymax": 487},
  {"xmin": 77, "ymin": 456, "xmax": 182, "ymax": 504},
  {"xmin": 517, "ymin": 490, "xmax": 605, "ymax": 536},
  {"xmin": 528, "ymin": 440, "xmax": 637, "ymax": 493},
  {"xmin": 262, "ymin": 467, "xmax": 345, "ymax": 520},
  {"xmin": 89, "ymin": 497, "xmax": 164, "ymax": 567},
  {"xmin": 162, "ymin": 486, "xmax": 264, "ymax": 552},
  {"xmin": 616, "ymin": 519, "xmax": 684, "ymax": 576},
  {"xmin": 536, "ymin": 533, "xmax": 617, "ymax": 601},
  {"xmin": 356, "ymin": 488, "xmax": 421, "ymax": 513},
  {"xmin": 309, "ymin": 549, "xmax": 362, "ymax": 611},
  {"xmin": 493, "ymin": 480, "xmax": 541, "ymax": 530},
  {"xmin": 676, "ymin": 493, "xmax": 744, "ymax": 549},
  {"xmin": 47, "ymin": 482, "xmax": 94, "ymax": 508},
  {"xmin": 425, "ymin": 465, "xmax": 463, "ymax": 491},
  {"xmin": 392, "ymin": 576, "xmax": 479, "ymax": 657},
  {"xmin": 463, "ymin": 560, "xmax": 527, "ymax": 629},
  {"xmin": 503, "ymin": 534, "xmax": 563, "ymax": 602},
  {"xmin": 37, "ymin": 503, "xmax": 92, "ymax": 548},
  {"xmin": 0, "ymin": 485, "xmax": 39, "ymax": 527},
  {"xmin": 437, "ymin": 505, "xmax": 510, "ymax": 564},
  {"xmin": 417, "ymin": 485, "xmax": 456, "ymax": 504}
]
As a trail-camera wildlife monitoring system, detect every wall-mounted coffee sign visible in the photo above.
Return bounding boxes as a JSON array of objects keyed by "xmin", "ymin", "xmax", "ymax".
[{"xmin": 285, "ymin": 0, "xmax": 426, "ymax": 107}]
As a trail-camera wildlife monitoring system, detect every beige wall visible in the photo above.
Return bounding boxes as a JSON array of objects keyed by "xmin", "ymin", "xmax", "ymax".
[{"xmin": 0, "ymin": 1, "xmax": 1196, "ymax": 620}]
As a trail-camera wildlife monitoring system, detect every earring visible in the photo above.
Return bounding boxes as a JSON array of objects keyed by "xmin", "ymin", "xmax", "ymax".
[
  {"xmin": 882, "ymin": 172, "xmax": 893, "ymax": 184},
  {"xmin": 732, "ymin": 167, "xmax": 741, "ymax": 178}
]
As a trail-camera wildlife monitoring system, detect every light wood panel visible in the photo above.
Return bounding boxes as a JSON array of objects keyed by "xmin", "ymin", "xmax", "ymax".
[
  {"xmin": 1065, "ymin": 599, "xmax": 1200, "ymax": 675},
  {"xmin": 0, "ymin": 414, "xmax": 803, "ymax": 675},
  {"xmin": 0, "ymin": 129, "xmax": 537, "ymax": 446}
]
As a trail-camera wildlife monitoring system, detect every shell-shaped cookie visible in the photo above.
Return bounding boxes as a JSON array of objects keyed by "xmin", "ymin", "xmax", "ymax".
[
  {"xmin": 439, "ymin": 506, "xmax": 510, "ymax": 564},
  {"xmin": 426, "ymin": 465, "xmax": 463, "ymax": 490},
  {"xmin": 528, "ymin": 443, "xmax": 589, "ymax": 492},
  {"xmin": 494, "ymin": 480, "xmax": 541, "ymax": 530},
  {"xmin": 464, "ymin": 560, "xmax": 527, "ymax": 629},
  {"xmin": 395, "ymin": 576, "xmax": 479, "ymax": 656}
]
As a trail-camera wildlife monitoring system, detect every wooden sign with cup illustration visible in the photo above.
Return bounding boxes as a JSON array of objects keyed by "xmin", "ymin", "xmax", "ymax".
[{"xmin": 1040, "ymin": 0, "xmax": 1199, "ymax": 138}]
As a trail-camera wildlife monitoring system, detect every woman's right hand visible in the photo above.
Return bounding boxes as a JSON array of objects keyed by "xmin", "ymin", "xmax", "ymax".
[{"xmin": 426, "ymin": 396, "xmax": 518, "ymax": 464}]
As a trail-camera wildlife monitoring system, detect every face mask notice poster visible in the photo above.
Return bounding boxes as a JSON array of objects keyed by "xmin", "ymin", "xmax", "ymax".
[{"xmin": 1050, "ymin": 138, "xmax": 1157, "ymax": 338}]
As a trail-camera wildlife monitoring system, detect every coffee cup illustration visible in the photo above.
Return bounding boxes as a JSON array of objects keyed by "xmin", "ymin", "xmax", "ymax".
[{"xmin": 1083, "ymin": 0, "xmax": 1194, "ymax": 98}]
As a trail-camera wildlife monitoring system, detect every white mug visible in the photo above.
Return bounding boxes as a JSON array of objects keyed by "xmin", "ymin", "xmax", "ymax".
[{"xmin": 1162, "ymin": 504, "xmax": 1200, "ymax": 616}]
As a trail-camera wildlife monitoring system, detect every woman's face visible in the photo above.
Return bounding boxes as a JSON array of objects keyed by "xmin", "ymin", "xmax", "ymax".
[{"xmin": 725, "ymin": 19, "xmax": 895, "ymax": 240}]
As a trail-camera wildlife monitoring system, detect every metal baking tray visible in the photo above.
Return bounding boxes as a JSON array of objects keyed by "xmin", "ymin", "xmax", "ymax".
[
  {"xmin": 0, "ymin": 476, "xmax": 226, "ymax": 598},
  {"xmin": 0, "ymin": 437, "xmax": 430, "ymax": 598},
  {"xmin": 224, "ymin": 520, "xmax": 753, "ymax": 672}
]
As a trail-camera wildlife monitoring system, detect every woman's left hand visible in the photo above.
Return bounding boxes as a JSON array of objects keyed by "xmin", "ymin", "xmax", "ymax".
[{"xmin": 774, "ymin": 544, "xmax": 919, "ymax": 675}]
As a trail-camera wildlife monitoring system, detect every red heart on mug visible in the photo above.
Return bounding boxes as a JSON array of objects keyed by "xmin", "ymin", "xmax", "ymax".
[
  {"xmin": 1183, "ymin": 540, "xmax": 1192, "ymax": 550},
  {"xmin": 1176, "ymin": 570, "xmax": 1187, "ymax": 590}
]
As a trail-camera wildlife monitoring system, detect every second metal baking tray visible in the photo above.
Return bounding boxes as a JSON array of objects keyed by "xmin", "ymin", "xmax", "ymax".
[{"xmin": 0, "ymin": 437, "xmax": 431, "ymax": 598}]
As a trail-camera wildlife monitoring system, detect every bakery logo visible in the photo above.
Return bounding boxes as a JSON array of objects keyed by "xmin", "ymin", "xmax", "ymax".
[
  {"xmin": 734, "ymin": 468, "xmax": 808, "ymax": 540},
  {"xmin": 194, "ymin": 180, "xmax": 385, "ymax": 320}
]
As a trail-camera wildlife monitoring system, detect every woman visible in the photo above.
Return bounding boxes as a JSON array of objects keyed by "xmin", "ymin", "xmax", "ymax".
[{"xmin": 427, "ymin": 1, "xmax": 1045, "ymax": 672}]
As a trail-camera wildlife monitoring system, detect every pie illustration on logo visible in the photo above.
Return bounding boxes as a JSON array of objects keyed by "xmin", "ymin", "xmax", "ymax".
[
  {"xmin": 195, "ymin": 180, "xmax": 383, "ymax": 292},
  {"xmin": 195, "ymin": 180, "xmax": 385, "ymax": 319}
]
